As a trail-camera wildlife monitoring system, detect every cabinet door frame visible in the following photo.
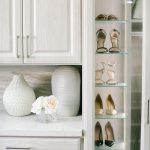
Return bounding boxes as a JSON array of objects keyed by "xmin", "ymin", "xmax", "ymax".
[
  {"xmin": 23, "ymin": 0, "xmax": 81, "ymax": 64},
  {"xmin": 0, "ymin": 0, "xmax": 23, "ymax": 64}
]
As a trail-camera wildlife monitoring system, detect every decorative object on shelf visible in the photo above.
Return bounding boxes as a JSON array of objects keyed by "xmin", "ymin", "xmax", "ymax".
[
  {"xmin": 96, "ymin": 29, "xmax": 108, "ymax": 53},
  {"xmin": 31, "ymin": 95, "xmax": 58, "ymax": 123},
  {"xmin": 109, "ymin": 29, "xmax": 120, "ymax": 52},
  {"xmin": 95, "ymin": 121, "xmax": 103, "ymax": 146},
  {"xmin": 52, "ymin": 66, "xmax": 81, "ymax": 117},
  {"xmin": 105, "ymin": 121, "xmax": 115, "ymax": 147},
  {"xmin": 106, "ymin": 94, "xmax": 117, "ymax": 115},
  {"xmin": 95, "ymin": 62, "xmax": 106, "ymax": 84},
  {"xmin": 3, "ymin": 73, "xmax": 36, "ymax": 117},
  {"xmin": 95, "ymin": 94, "xmax": 104, "ymax": 115},
  {"xmin": 106, "ymin": 62, "xmax": 118, "ymax": 85},
  {"xmin": 96, "ymin": 14, "xmax": 118, "ymax": 21}
]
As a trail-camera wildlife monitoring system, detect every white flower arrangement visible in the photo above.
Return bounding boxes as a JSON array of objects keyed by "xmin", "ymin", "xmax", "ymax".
[{"xmin": 31, "ymin": 95, "xmax": 58, "ymax": 115}]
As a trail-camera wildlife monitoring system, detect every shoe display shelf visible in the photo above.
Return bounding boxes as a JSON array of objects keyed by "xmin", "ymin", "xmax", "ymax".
[{"xmin": 94, "ymin": 0, "xmax": 131, "ymax": 150}]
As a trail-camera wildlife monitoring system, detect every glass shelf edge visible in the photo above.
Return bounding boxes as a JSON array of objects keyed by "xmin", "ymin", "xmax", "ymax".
[
  {"xmin": 95, "ymin": 113, "xmax": 126, "ymax": 119},
  {"xmin": 95, "ymin": 83, "xmax": 128, "ymax": 87},
  {"xmin": 95, "ymin": 20, "xmax": 127, "ymax": 23},
  {"xmin": 96, "ymin": 51, "xmax": 128, "ymax": 55}
]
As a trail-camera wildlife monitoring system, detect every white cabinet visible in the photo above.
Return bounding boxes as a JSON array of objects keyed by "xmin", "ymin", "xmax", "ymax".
[
  {"xmin": 0, "ymin": 137, "xmax": 81, "ymax": 150},
  {"xmin": 23, "ymin": 0, "xmax": 81, "ymax": 64},
  {"xmin": 0, "ymin": 0, "xmax": 81, "ymax": 64},
  {"xmin": 0, "ymin": 0, "xmax": 22, "ymax": 64}
]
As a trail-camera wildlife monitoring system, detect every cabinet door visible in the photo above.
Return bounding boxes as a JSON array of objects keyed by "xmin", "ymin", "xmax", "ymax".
[
  {"xmin": 0, "ymin": 0, "xmax": 22, "ymax": 64},
  {"xmin": 23, "ymin": 0, "xmax": 81, "ymax": 64},
  {"xmin": 0, "ymin": 137, "xmax": 80, "ymax": 150}
]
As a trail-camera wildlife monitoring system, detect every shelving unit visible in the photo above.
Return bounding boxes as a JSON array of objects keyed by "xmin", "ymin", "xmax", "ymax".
[{"xmin": 94, "ymin": 0, "xmax": 131, "ymax": 150}]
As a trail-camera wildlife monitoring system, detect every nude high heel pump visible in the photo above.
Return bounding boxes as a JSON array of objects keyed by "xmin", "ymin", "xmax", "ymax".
[
  {"xmin": 109, "ymin": 29, "xmax": 120, "ymax": 52},
  {"xmin": 95, "ymin": 94, "xmax": 104, "ymax": 115},
  {"xmin": 105, "ymin": 121, "xmax": 115, "ymax": 147},
  {"xmin": 96, "ymin": 29, "xmax": 108, "ymax": 53},
  {"xmin": 95, "ymin": 121, "xmax": 103, "ymax": 146},
  {"xmin": 106, "ymin": 63, "xmax": 118, "ymax": 85},
  {"xmin": 106, "ymin": 94, "xmax": 117, "ymax": 115},
  {"xmin": 95, "ymin": 62, "xmax": 106, "ymax": 84}
]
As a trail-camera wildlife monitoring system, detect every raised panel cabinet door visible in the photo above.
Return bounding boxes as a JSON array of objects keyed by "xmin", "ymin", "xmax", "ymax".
[
  {"xmin": 0, "ymin": 0, "xmax": 22, "ymax": 64},
  {"xmin": 23, "ymin": 0, "xmax": 81, "ymax": 64},
  {"xmin": 0, "ymin": 137, "xmax": 81, "ymax": 150}
]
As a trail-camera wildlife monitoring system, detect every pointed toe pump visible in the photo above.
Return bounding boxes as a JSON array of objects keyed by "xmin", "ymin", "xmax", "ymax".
[
  {"xmin": 105, "ymin": 121, "xmax": 115, "ymax": 147},
  {"xmin": 106, "ymin": 94, "xmax": 117, "ymax": 115},
  {"xmin": 96, "ymin": 29, "xmax": 108, "ymax": 53},
  {"xmin": 109, "ymin": 29, "xmax": 120, "ymax": 52},
  {"xmin": 95, "ymin": 94, "xmax": 104, "ymax": 115},
  {"xmin": 95, "ymin": 121, "xmax": 103, "ymax": 146}
]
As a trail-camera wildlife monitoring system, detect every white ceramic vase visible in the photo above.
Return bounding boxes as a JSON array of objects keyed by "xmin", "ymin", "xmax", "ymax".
[
  {"xmin": 52, "ymin": 66, "xmax": 81, "ymax": 117},
  {"xmin": 3, "ymin": 74, "xmax": 36, "ymax": 117}
]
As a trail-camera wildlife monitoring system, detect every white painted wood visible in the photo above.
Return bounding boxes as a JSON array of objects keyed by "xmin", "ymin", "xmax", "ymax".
[
  {"xmin": 0, "ymin": 137, "xmax": 80, "ymax": 150},
  {"xmin": 82, "ymin": 0, "xmax": 95, "ymax": 150},
  {"xmin": 0, "ymin": 110, "xmax": 83, "ymax": 137},
  {"xmin": 23, "ymin": 0, "xmax": 81, "ymax": 64},
  {"xmin": 0, "ymin": 0, "xmax": 22, "ymax": 64},
  {"xmin": 141, "ymin": 0, "xmax": 148, "ymax": 149}
]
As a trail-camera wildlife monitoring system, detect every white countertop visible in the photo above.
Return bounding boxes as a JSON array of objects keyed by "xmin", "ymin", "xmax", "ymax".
[{"xmin": 0, "ymin": 109, "xmax": 83, "ymax": 137}]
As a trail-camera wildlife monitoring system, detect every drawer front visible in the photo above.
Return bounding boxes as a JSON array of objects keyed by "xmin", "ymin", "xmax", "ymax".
[{"xmin": 0, "ymin": 137, "xmax": 80, "ymax": 150}]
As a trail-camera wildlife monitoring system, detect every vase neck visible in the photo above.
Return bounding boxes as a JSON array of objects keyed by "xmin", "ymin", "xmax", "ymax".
[{"xmin": 12, "ymin": 74, "xmax": 25, "ymax": 82}]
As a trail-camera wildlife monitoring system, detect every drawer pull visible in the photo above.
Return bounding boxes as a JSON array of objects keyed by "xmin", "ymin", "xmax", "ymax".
[{"xmin": 5, "ymin": 147, "xmax": 31, "ymax": 150}]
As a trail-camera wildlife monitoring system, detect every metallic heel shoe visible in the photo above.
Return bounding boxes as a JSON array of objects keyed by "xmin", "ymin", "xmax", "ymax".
[
  {"xmin": 95, "ymin": 94, "xmax": 104, "ymax": 115},
  {"xmin": 106, "ymin": 94, "xmax": 117, "ymax": 115},
  {"xmin": 106, "ymin": 63, "xmax": 118, "ymax": 85},
  {"xmin": 109, "ymin": 29, "xmax": 120, "ymax": 52},
  {"xmin": 96, "ymin": 14, "xmax": 107, "ymax": 20},
  {"xmin": 95, "ymin": 62, "xmax": 106, "ymax": 84},
  {"xmin": 105, "ymin": 121, "xmax": 115, "ymax": 147},
  {"xmin": 108, "ymin": 14, "xmax": 118, "ymax": 20},
  {"xmin": 96, "ymin": 29, "xmax": 108, "ymax": 53},
  {"xmin": 95, "ymin": 122, "xmax": 103, "ymax": 146}
]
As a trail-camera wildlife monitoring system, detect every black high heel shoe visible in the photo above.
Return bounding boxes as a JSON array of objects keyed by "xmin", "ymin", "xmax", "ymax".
[
  {"xmin": 95, "ymin": 121, "xmax": 103, "ymax": 146},
  {"xmin": 105, "ymin": 121, "xmax": 115, "ymax": 147}
]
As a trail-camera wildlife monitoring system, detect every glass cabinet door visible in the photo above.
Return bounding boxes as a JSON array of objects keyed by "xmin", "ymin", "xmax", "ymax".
[{"xmin": 94, "ymin": 0, "xmax": 131, "ymax": 150}]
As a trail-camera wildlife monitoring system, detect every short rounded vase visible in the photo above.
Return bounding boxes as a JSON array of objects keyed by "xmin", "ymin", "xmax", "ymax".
[
  {"xmin": 3, "ymin": 74, "xmax": 36, "ymax": 117},
  {"xmin": 52, "ymin": 66, "xmax": 81, "ymax": 117}
]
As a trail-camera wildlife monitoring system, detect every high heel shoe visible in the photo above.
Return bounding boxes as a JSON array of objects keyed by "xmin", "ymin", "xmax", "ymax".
[
  {"xmin": 105, "ymin": 121, "xmax": 115, "ymax": 147},
  {"xmin": 96, "ymin": 29, "xmax": 108, "ymax": 53},
  {"xmin": 96, "ymin": 14, "xmax": 107, "ymax": 20},
  {"xmin": 95, "ymin": 94, "xmax": 104, "ymax": 115},
  {"xmin": 106, "ymin": 94, "xmax": 117, "ymax": 115},
  {"xmin": 106, "ymin": 63, "xmax": 118, "ymax": 85},
  {"xmin": 95, "ymin": 122, "xmax": 103, "ymax": 146},
  {"xmin": 95, "ymin": 62, "xmax": 106, "ymax": 84},
  {"xmin": 109, "ymin": 29, "xmax": 120, "ymax": 52},
  {"xmin": 108, "ymin": 14, "xmax": 118, "ymax": 20}
]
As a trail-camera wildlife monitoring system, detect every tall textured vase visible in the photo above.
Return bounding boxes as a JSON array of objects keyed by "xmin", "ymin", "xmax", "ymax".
[
  {"xmin": 3, "ymin": 74, "xmax": 36, "ymax": 117},
  {"xmin": 52, "ymin": 66, "xmax": 81, "ymax": 117}
]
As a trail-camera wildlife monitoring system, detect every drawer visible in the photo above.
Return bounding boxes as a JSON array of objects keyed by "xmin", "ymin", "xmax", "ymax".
[{"xmin": 0, "ymin": 137, "xmax": 80, "ymax": 150}]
